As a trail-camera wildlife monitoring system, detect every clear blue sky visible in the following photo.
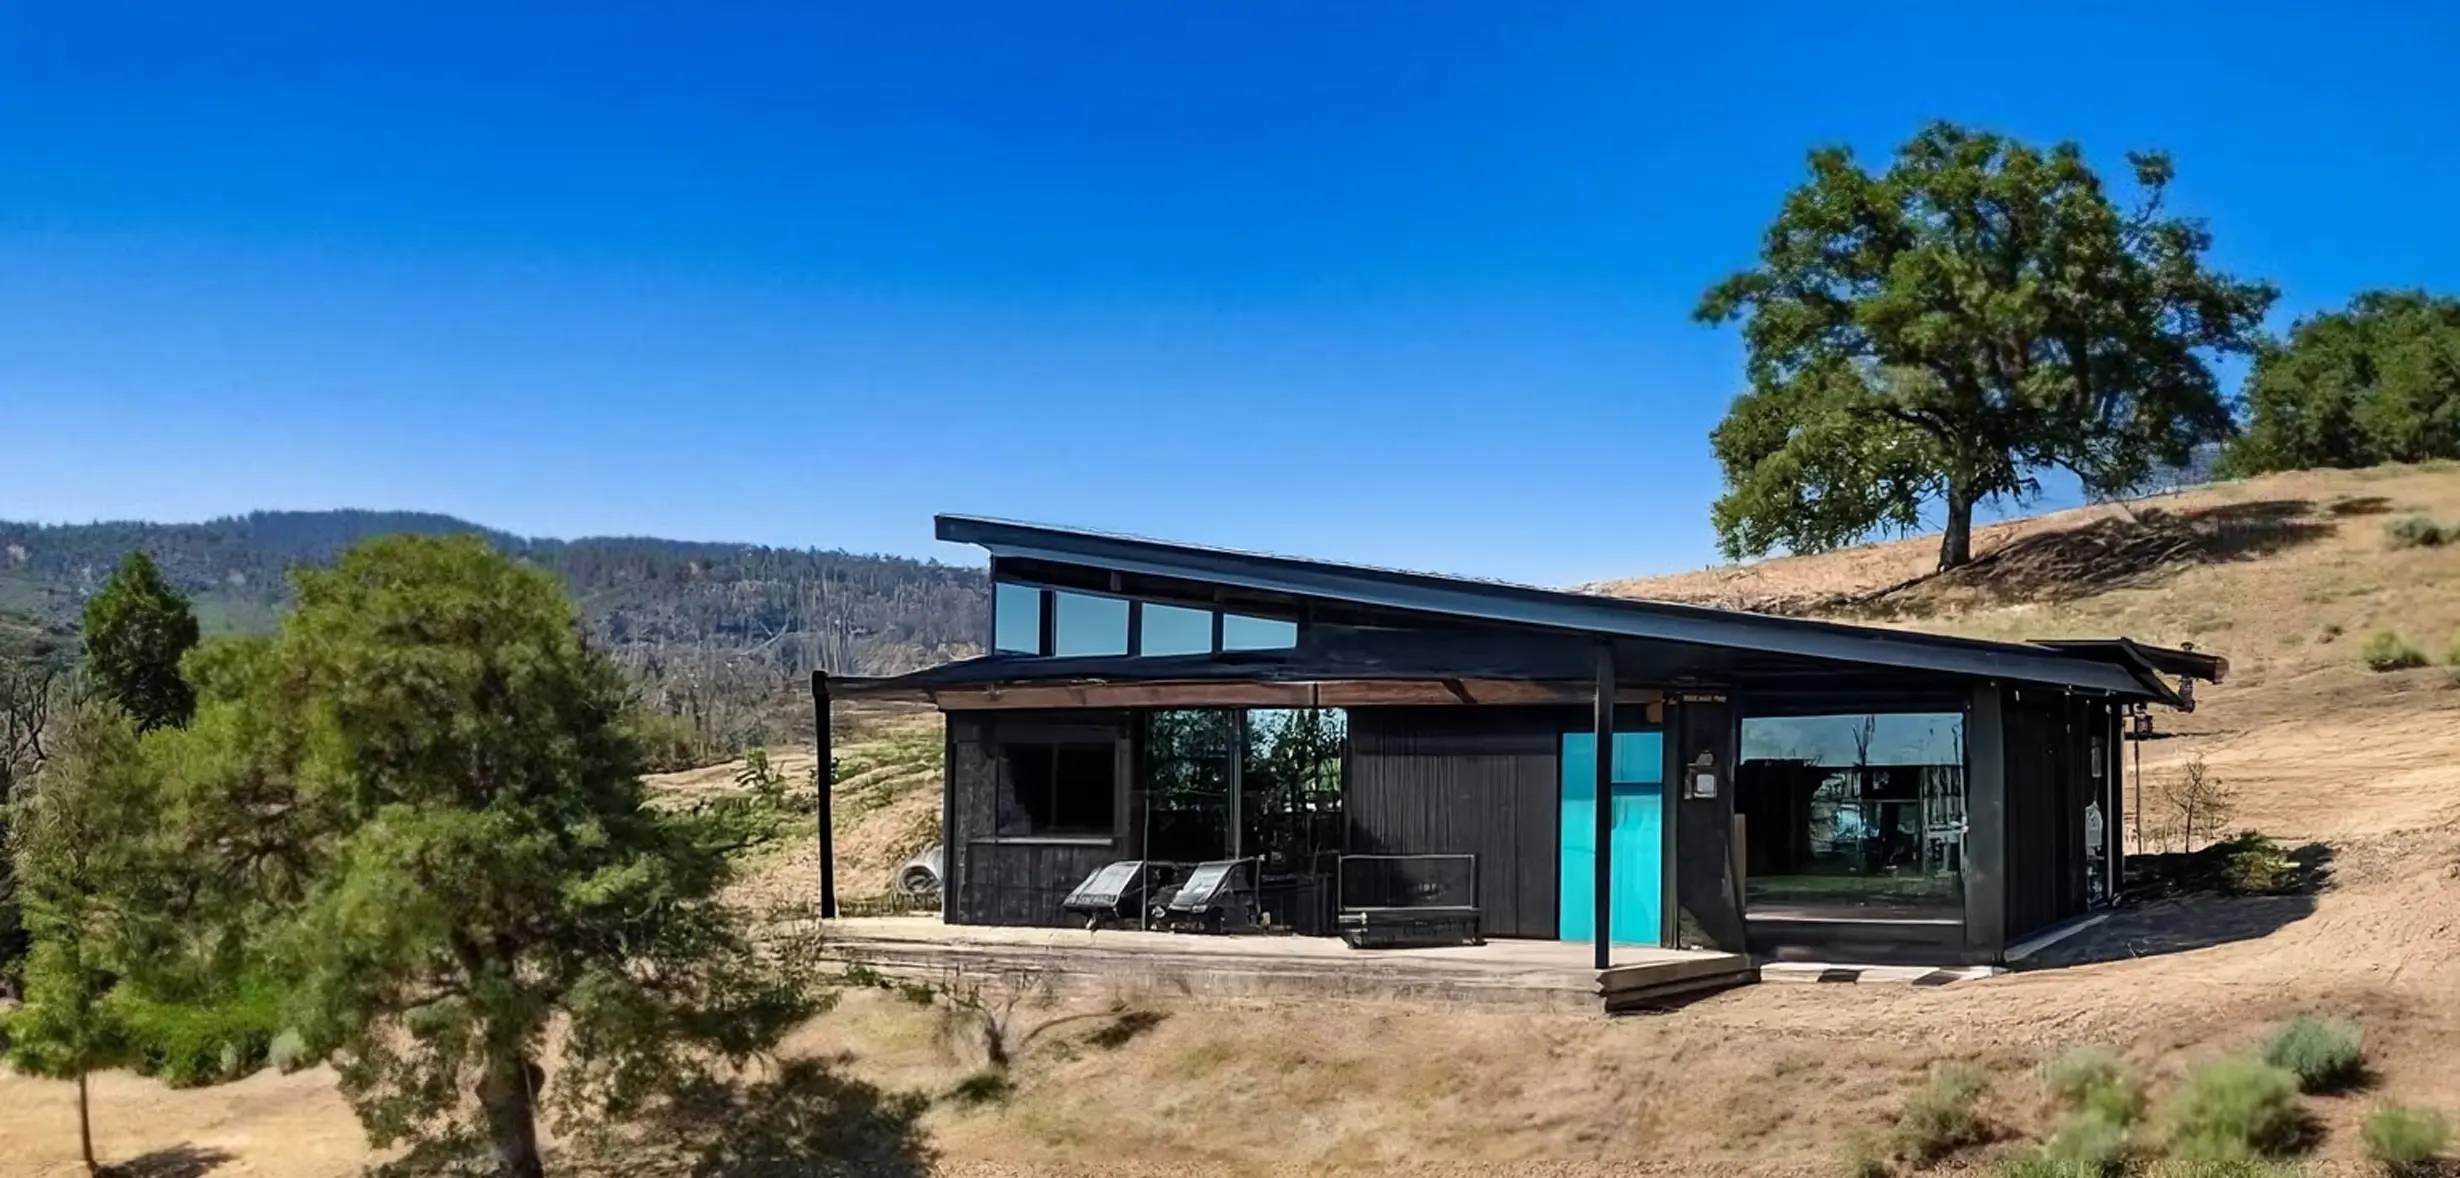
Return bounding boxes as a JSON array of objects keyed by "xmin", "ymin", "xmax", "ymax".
[{"xmin": 6, "ymin": 3, "xmax": 2456, "ymax": 585}]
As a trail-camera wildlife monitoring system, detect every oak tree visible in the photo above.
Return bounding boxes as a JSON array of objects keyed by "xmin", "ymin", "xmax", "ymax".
[
  {"xmin": 1697, "ymin": 122, "xmax": 2275, "ymax": 569},
  {"xmin": 2226, "ymin": 290, "xmax": 2460, "ymax": 474}
]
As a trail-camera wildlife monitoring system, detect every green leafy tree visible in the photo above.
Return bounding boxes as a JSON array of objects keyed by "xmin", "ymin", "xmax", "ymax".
[
  {"xmin": 4, "ymin": 703, "xmax": 154, "ymax": 1175},
  {"xmin": 81, "ymin": 552, "xmax": 200, "ymax": 731},
  {"xmin": 1697, "ymin": 122, "xmax": 2276, "ymax": 569},
  {"xmin": 151, "ymin": 535, "xmax": 816, "ymax": 1178},
  {"xmin": 2227, "ymin": 290, "xmax": 2460, "ymax": 474}
]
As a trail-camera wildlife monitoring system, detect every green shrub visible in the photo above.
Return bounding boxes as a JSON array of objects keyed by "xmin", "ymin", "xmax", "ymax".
[
  {"xmin": 946, "ymin": 1069, "xmax": 1012, "ymax": 1106},
  {"xmin": 2448, "ymin": 629, "xmax": 2460, "ymax": 668},
  {"xmin": 1895, "ymin": 1061, "xmax": 1992, "ymax": 1165},
  {"xmin": 1837, "ymin": 1129, "xmax": 1891, "ymax": 1178},
  {"xmin": 2261, "ymin": 1014, "xmax": 2365, "ymax": 1094},
  {"xmin": 2384, "ymin": 516, "xmax": 2449, "ymax": 549},
  {"xmin": 2218, "ymin": 833, "xmax": 2300, "ymax": 895},
  {"xmin": 109, "ymin": 979, "xmax": 286, "ymax": 1088},
  {"xmin": 2042, "ymin": 1047, "xmax": 2146, "ymax": 1125},
  {"xmin": 2044, "ymin": 1111, "xmax": 2133, "ymax": 1175},
  {"xmin": 2362, "ymin": 1105, "xmax": 2449, "ymax": 1175},
  {"xmin": 2362, "ymin": 631, "xmax": 2430, "ymax": 672},
  {"xmin": 2166, "ymin": 1057, "xmax": 2305, "ymax": 1162}
]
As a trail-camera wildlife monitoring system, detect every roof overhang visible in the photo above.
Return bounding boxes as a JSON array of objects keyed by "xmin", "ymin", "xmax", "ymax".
[{"xmin": 936, "ymin": 515, "xmax": 2195, "ymax": 704}]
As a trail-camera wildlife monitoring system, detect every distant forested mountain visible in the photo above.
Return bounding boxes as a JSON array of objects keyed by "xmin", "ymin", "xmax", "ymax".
[{"xmin": 0, "ymin": 510, "xmax": 987, "ymax": 759}]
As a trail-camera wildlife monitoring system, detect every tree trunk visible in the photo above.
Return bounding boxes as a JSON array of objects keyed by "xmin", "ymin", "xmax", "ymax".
[
  {"xmin": 1938, "ymin": 487, "xmax": 1976, "ymax": 570},
  {"xmin": 479, "ymin": 1049, "xmax": 545, "ymax": 1178},
  {"xmin": 78, "ymin": 1069, "xmax": 96, "ymax": 1175}
]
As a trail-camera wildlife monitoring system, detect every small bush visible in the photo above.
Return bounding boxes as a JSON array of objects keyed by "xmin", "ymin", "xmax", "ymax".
[
  {"xmin": 2384, "ymin": 515, "xmax": 2449, "ymax": 549},
  {"xmin": 2448, "ymin": 630, "xmax": 2460, "ymax": 668},
  {"xmin": 2219, "ymin": 832, "xmax": 2301, "ymax": 895},
  {"xmin": 2166, "ymin": 1057, "xmax": 2305, "ymax": 1162},
  {"xmin": 2362, "ymin": 631, "xmax": 2430, "ymax": 672},
  {"xmin": 109, "ymin": 980, "xmax": 286, "ymax": 1088},
  {"xmin": 266, "ymin": 1027, "xmax": 314, "ymax": 1073},
  {"xmin": 945, "ymin": 1069, "xmax": 1013, "ymax": 1106},
  {"xmin": 2363, "ymin": 1105, "xmax": 2449, "ymax": 1175},
  {"xmin": 1837, "ymin": 1129, "xmax": 1892, "ymax": 1178},
  {"xmin": 2043, "ymin": 1047, "xmax": 2148, "ymax": 1126},
  {"xmin": 1895, "ymin": 1061, "xmax": 1992, "ymax": 1166},
  {"xmin": 2261, "ymin": 1013, "xmax": 2365, "ymax": 1094},
  {"xmin": 2044, "ymin": 1111, "xmax": 2133, "ymax": 1175}
]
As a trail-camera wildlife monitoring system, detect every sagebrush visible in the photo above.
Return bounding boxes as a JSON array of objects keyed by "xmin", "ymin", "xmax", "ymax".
[
  {"xmin": 2261, "ymin": 1014, "xmax": 2365, "ymax": 1093},
  {"xmin": 2362, "ymin": 1105, "xmax": 2449, "ymax": 1176},
  {"xmin": 2166, "ymin": 1057, "xmax": 2305, "ymax": 1162},
  {"xmin": 1895, "ymin": 1061, "xmax": 1992, "ymax": 1165}
]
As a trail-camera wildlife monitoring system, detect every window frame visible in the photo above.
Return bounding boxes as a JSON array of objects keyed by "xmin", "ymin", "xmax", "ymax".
[{"xmin": 989, "ymin": 738, "xmax": 1119, "ymax": 843}]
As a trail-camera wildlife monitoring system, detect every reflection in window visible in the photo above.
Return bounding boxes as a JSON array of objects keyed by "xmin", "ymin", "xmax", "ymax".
[
  {"xmin": 997, "ymin": 742, "xmax": 1114, "ymax": 836},
  {"xmin": 1143, "ymin": 710, "xmax": 1235, "ymax": 864},
  {"xmin": 1240, "ymin": 709, "xmax": 1347, "ymax": 876},
  {"xmin": 1221, "ymin": 613, "xmax": 1298, "ymax": 651},
  {"xmin": 1737, "ymin": 712, "xmax": 1966, "ymax": 915},
  {"xmin": 1139, "ymin": 602, "xmax": 1214, "ymax": 656},
  {"xmin": 993, "ymin": 582, "xmax": 1043, "ymax": 654},
  {"xmin": 1052, "ymin": 591, "xmax": 1130, "ymax": 656}
]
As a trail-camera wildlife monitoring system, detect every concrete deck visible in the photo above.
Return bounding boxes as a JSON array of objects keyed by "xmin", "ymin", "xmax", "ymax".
[{"xmin": 821, "ymin": 916, "xmax": 1751, "ymax": 1010}]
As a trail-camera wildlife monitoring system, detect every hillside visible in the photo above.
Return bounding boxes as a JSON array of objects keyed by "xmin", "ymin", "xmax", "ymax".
[
  {"xmin": 1595, "ymin": 461, "xmax": 2460, "ymax": 844},
  {"xmin": 0, "ymin": 510, "xmax": 990, "ymax": 755},
  {"xmin": 8, "ymin": 472, "xmax": 2460, "ymax": 1177}
]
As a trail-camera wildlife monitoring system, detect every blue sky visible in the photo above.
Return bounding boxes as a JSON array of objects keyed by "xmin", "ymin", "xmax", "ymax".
[{"xmin": 6, "ymin": 2, "xmax": 2456, "ymax": 585}]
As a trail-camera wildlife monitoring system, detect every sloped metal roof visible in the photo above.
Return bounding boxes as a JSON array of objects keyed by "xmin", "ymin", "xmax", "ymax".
[{"xmin": 933, "ymin": 514, "xmax": 2213, "ymax": 704}]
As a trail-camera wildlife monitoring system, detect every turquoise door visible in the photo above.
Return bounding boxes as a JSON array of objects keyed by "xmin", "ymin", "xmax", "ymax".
[{"xmin": 1559, "ymin": 731, "xmax": 1664, "ymax": 944}]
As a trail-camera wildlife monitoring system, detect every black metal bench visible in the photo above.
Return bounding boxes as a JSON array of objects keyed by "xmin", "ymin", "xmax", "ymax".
[{"xmin": 1335, "ymin": 854, "xmax": 1482, "ymax": 949}]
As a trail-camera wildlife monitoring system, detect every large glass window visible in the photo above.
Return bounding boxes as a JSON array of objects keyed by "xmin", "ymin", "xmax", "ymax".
[
  {"xmin": 993, "ymin": 582, "xmax": 1043, "ymax": 654},
  {"xmin": 1737, "ymin": 712, "xmax": 1966, "ymax": 916},
  {"xmin": 1052, "ymin": 591, "xmax": 1130, "ymax": 656},
  {"xmin": 1138, "ymin": 602, "xmax": 1214, "ymax": 656},
  {"xmin": 1221, "ymin": 613, "xmax": 1298, "ymax": 651},
  {"xmin": 997, "ymin": 742, "xmax": 1114, "ymax": 836}
]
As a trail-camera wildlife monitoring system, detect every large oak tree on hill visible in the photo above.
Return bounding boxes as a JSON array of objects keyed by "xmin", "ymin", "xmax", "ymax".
[{"xmin": 1696, "ymin": 122, "xmax": 2276, "ymax": 570}]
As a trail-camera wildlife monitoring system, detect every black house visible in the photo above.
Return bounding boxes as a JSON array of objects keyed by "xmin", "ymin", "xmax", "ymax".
[{"xmin": 829, "ymin": 516, "xmax": 2224, "ymax": 966}]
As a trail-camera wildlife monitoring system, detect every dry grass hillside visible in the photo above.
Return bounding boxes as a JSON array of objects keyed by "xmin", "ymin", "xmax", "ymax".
[
  {"xmin": 1595, "ymin": 461, "xmax": 2460, "ymax": 845},
  {"xmin": 6, "ymin": 467, "xmax": 2459, "ymax": 1178}
]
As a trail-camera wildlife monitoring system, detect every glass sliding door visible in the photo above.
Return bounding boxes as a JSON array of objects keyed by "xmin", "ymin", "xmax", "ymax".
[
  {"xmin": 1137, "ymin": 707, "xmax": 1347, "ymax": 933},
  {"xmin": 1142, "ymin": 709, "xmax": 1235, "ymax": 865}
]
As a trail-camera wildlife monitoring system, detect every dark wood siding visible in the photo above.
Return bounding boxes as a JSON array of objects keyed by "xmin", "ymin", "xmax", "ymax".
[
  {"xmin": 946, "ymin": 710, "xmax": 1129, "ymax": 928},
  {"xmin": 2002, "ymin": 689, "xmax": 2098, "ymax": 942},
  {"xmin": 1345, "ymin": 707, "xmax": 1572, "ymax": 939}
]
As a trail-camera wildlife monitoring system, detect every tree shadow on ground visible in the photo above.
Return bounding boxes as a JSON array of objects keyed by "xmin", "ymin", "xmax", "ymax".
[
  {"xmin": 629, "ymin": 1055, "xmax": 936, "ymax": 1178},
  {"xmin": 2013, "ymin": 843, "xmax": 2333, "ymax": 970},
  {"xmin": 1841, "ymin": 498, "xmax": 2338, "ymax": 617},
  {"xmin": 105, "ymin": 1146, "xmax": 234, "ymax": 1178}
]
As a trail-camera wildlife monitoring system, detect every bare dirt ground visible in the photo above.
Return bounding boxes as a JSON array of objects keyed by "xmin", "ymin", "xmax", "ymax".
[{"xmin": 7, "ymin": 465, "xmax": 2460, "ymax": 1177}]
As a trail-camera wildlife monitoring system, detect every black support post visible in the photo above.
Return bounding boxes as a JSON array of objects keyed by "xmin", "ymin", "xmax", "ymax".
[
  {"xmin": 812, "ymin": 670, "xmax": 838, "ymax": 919},
  {"xmin": 1592, "ymin": 641, "xmax": 1616, "ymax": 971}
]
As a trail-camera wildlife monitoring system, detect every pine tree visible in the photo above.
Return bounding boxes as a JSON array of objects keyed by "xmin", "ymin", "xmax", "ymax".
[
  {"xmin": 150, "ymin": 534, "xmax": 816, "ymax": 1177},
  {"xmin": 4, "ymin": 704, "xmax": 153, "ymax": 1175},
  {"xmin": 81, "ymin": 552, "xmax": 200, "ymax": 731}
]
